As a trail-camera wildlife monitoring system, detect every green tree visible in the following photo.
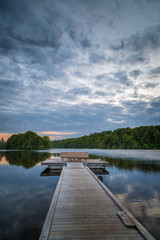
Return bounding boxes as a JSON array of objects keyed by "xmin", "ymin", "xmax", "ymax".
[
  {"xmin": 6, "ymin": 131, "xmax": 51, "ymax": 150},
  {"xmin": 0, "ymin": 138, "xmax": 6, "ymax": 149}
]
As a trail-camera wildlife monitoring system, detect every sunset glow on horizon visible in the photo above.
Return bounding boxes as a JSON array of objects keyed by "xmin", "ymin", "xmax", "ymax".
[
  {"xmin": 38, "ymin": 131, "xmax": 76, "ymax": 135},
  {"xmin": 38, "ymin": 131, "xmax": 76, "ymax": 140},
  {"xmin": 0, "ymin": 131, "xmax": 77, "ymax": 141},
  {"xmin": 0, "ymin": 133, "xmax": 13, "ymax": 141}
]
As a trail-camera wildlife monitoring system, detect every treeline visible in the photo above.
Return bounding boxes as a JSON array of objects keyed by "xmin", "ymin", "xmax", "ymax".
[
  {"xmin": 0, "ymin": 138, "xmax": 6, "ymax": 149},
  {"xmin": 0, "ymin": 131, "xmax": 52, "ymax": 150},
  {"xmin": 52, "ymin": 125, "xmax": 160, "ymax": 149}
]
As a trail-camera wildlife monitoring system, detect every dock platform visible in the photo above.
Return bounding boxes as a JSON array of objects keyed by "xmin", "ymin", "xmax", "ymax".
[
  {"xmin": 39, "ymin": 162, "xmax": 155, "ymax": 240},
  {"xmin": 41, "ymin": 158, "xmax": 108, "ymax": 169}
]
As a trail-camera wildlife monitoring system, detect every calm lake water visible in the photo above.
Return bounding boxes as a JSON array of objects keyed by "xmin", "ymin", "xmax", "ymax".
[{"xmin": 0, "ymin": 149, "xmax": 160, "ymax": 240}]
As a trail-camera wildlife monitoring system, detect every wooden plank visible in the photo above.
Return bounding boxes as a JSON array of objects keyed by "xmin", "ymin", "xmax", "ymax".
[
  {"xmin": 118, "ymin": 211, "xmax": 135, "ymax": 227},
  {"xmin": 67, "ymin": 162, "xmax": 85, "ymax": 168},
  {"xmin": 49, "ymin": 233, "xmax": 143, "ymax": 239}
]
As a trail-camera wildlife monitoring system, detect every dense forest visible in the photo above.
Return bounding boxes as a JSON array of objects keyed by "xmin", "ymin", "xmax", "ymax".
[
  {"xmin": 52, "ymin": 125, "xmax": 160, "ymax": 149},
  {"xmin": 0, "ymin": 131, "xmax": 51, "ymax": 150}
]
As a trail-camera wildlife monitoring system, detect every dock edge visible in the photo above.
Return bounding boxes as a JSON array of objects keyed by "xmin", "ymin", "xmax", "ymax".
[{"xmin": 39, "ymin": 166, "xmax": 65, "ymax": 240}]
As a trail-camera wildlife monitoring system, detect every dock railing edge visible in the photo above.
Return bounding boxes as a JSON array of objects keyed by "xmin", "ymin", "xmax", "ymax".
[
  {"xmin": 39, "ymin": 166, "xmax": 65, "ymax": 240},
  {"xmin": 85, "ymin": 165, "xmax": 155, "ymax": 240}
]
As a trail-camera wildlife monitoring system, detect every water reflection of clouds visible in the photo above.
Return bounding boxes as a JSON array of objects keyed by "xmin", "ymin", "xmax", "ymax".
[
  {"xmin": 130, "ymin": 198, "xmax": 160, "ymax": 218},
  {"xmin": 116, "ymin": 191, "xmax": 160, "ymax": 220},
  {"xmin": 0, "ymin": 163, "xmax": 59, "ymax": 240},
  {"xmin": 104, "ymin": 166, "xmax": 160, "ymax": 239},
  {"xmin": 116, "ymin": 193, "xmax": 128, "ymax": 203},
  {"xmin": 109, "ymin": 173, "xmax": 128, "ymax": 181},
  {"xmin": 126, "ymin": 184, "xmax": 133, "ymax": 193},
  {"xmin": 0, "ymin": 186, "xmax": 11, "ymax": 197}
]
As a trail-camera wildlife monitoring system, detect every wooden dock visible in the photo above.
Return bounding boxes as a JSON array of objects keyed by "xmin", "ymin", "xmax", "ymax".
[
  {"xmin": 39, "ymin": 162, "xmax": 155, "ymax": 240},
  {"xmin": 41, "ymin": 158, "xmax": 108, "ymax": 169}
]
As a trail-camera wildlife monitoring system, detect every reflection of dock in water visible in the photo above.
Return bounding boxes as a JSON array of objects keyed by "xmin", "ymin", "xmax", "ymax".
[
  {"xmin": 39, "ymin": 153, "xmax": 155, "ymax": 240},
  {"xmin": 41, "ymin": 166, "xmax": 109, "ymax": 177},
  {"xmin": 41, "ymin": 167, "xmax": 62, "ymax": 176}
]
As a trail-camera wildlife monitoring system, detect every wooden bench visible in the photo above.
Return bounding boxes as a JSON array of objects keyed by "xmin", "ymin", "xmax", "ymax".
[{"xmin": 60, "ymin": 152, "xmax": 88, "ymax": 162}]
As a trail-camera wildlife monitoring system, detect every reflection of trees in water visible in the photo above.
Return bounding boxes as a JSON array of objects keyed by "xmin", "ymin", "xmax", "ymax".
[
  {"xmin": 0, "ymin": 152, "xmax": 5, "ymax": 161},
  {"xmin": 90, "ymin": 154, "xmax": 160, "ymax": 173},
  {"xmin": 106, "ymin": 157, "xmax": 160, "ymax": 173},
  {"xmin": 5, "ymin": 151, "xmax": 51, "ymax": 168}
]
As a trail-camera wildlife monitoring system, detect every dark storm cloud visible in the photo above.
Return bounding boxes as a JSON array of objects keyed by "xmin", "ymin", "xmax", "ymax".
[
  {"xmin": 149, "ymin": 97, "xmax": 160, "ymax": 111},
  {"xmin": 68, "ymin": 28, "xmax": 92, "ymax": 49},
  {"xmin": 113, "ymin": 71, "xmax": 128, "ymax": 83},
  {"xmin": 129, "ymin": 25, "xmax": 160, "ymax": 52},
  {"xmin": 112, "ymin": 71, "xmax": 133, "ymax": 87},
  {"xmin": 89, "ymin": 53, "xmax": 106, "ymax": 64},
  {"xmin": 110, "ymin": 40, "xmax": 124, "ymax": 51},
  {"xmin": 0, "ymin": 79, "xmax": 24, "ymax": 101},
  {"xmin": 0, "ymin": 0, "xmax": 30, "ymax": 13},
  {"xmin": 0, "ymin": 36, "xmax": 16, "ymax": 52},
  {"xmin": 95, "ymin": 74, "xmax": 114, "ymax": 87},
  {"xmin": 0, "ymin": 79, "xmax": 17, "ymax": 88},
  {"xmin": 96, "ymin": 74, "xmax": 108, "ymax": 81},
  {"xmin": 126, "ymin": 54, "xmax": 146, "ymax": 65},
  {"xmin": 80, "ymin": 38, "xmax": 91, "ymax": 48},
  {"xmin": 11, "ymin": 29, "xmax": 61, "ymax": 49},
  {"xmin": 67, "ymin": 87, "xmax": 91, "ymax": 96},
  {"xmin": 145, "ymin": 83, "xmax": 159, "ymax": 88},
  {"xmin": 0, "ymin": 0, "xmax": 63, "ymax": 53},
  {"xmin": 95, "ymin": 71, "xmax": 131, "ymax": 88},
  {"xmin": 0, "ymin": 101, "xmax": 125, "ymax": 134},
  {"xmin": 129, "ymin": 70, "xmax": 142, "ymax": 79},
  {"xmin": 108, "ymin": 24, "xmax": 160, "ymax": 70},
  {"xmin": 107, "ymin": 52, "xmax": 146, "ymax": 66},
  {"xmin": 122, "ymin": 98, "xmax": 160, "ymax": 117},
  {"xmin": 110, "ymin": 25, "xmax": 160, "ymax": 53},
  {"xmin": 121, "ymin": 99, "xmax": 160, "ymax": 127},
  {"xmin": 149, "ymin": 67, "xmax": 160, "ymax": 76},
  {"xmin": 74, "ymin": 72, "xmax": 87, "ymax": 78},
  {"xmin": 95, "ymin": 91, "xmax": 106, "ymax": 96}
]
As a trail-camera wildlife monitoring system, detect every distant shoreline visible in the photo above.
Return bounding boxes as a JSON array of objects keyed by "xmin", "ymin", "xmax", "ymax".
[{"xmin": 52, "ymin": 125, "xmax": 160, "ymax": 150}]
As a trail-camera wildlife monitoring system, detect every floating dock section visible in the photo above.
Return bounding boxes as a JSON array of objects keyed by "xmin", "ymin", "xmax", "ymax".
[
  {"xmin": 39, "ymin": 161, "xmax": 155, "ymax": 240},
  {"xmin": 41, "ymin": 158, "xmax": 108, "ymax": 171}
]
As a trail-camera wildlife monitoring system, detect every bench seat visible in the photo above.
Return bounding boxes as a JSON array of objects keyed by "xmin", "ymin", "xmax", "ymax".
[{"xmin": 60, "ymin": 152, "xmax": 88, "ymax": 162}]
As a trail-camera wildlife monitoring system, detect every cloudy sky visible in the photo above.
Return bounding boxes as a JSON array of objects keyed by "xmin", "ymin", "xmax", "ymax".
[{"xmin": 0, "ymin": 0, "xmax": 160, "ymax": 140}]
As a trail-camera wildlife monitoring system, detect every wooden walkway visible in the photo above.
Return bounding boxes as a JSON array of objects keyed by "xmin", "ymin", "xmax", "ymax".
[
  {"xmin": 42, "ymin": 158, "xmax": 108, "ymax": 165},
  {"xmin": 39, "ymin": 163, "xmax": 155, "ymax": 240}
]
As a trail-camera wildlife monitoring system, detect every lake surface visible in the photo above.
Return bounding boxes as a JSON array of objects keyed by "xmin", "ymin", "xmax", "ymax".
[{"xmin": 0, "ymin": 149, "xmax": 160, "ymax": 240}]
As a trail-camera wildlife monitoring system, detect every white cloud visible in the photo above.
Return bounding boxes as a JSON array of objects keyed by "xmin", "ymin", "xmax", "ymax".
[{"xmin": 107, "ymin": 118, "xmax": 125, "ymax": 124}]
